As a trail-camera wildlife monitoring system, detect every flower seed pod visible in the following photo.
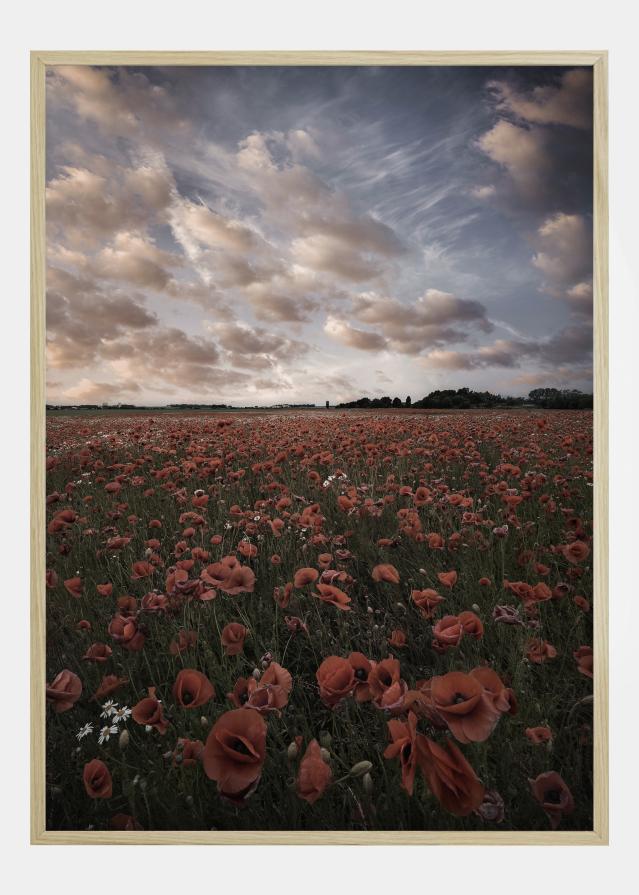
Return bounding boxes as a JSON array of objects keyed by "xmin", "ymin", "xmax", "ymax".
[
  {"xmin": 362, "ymin": 772, "xmax": 374, "ymax": 795},
  {"xmin": 287, "ymin": 741, "xmax": 299, "ymax": 761},
  {"xmin": 349, "ymin": 760, "xmax": 373, "ymax": 778},
  {"xmin": 471, "ymin": 603, "xmax": 480, "ymax": 613},
  {"xmin": 319, "ymin": 730, "xmax": 332, "ymax": 749},
  {"xmin": 252, "ymin": 668, "xmax": 261, "ymax": 680},
  {"xmin": 200, "ymin": 716, "xmax": 209, "ymax": 729},
  {"xmin": 118, "ymin": 729, "xmax": 130, "ymax": 750},
  {"xmin": 320, "ymin": 747, "xmax": 331, "ymax": 763}
]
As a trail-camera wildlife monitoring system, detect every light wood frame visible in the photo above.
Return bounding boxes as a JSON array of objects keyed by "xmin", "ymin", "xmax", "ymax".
[{"xmin": 30, "ymin": 50, "xmax": 608, "ymax": 845}]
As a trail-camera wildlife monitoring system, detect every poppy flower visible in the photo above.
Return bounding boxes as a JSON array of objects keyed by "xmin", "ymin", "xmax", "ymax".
[
  {"xmin": 168, "ymin": 629, "xmax": 196, "ymax": 656},
  {"xmin": 411, "ymin": 589, "xmax": 444, "ymax": 619},
  {"xmin": 316, "ymin": 656, "xmax": 355, "ymax": 708},
  {"xmin": 388, "ymin": 628, "xmax": 407, "ymax": 648},
  {"xmin": 437, "ymin": 571, "xmax": 458, "ymax": 589},
  {"xmin": 131, "ymin": 561, "xmax": 155, "ymax": 580},
  {"xmin": 418, "ymin": 736, "xmax": 485, "ymax": 817},
  {"xmin": 83, "ymin": 759, "xmax": 112, "ymax": 799},
  {"xmin": 525, "ymin": 638, "xmax": 558, "ymax": 664},
  {"xmin": 46, "ymin": 669, "xmax": 82, "ymax": 713},
  {"xmin": 108, "ymin": 615, "xmax": 145, "ymax": 652},
  {"xmin": 202, "ymin": 708, "xmax": 267, "ymax": 804},
  {"xmin": 96, "ymin": 583, "xmax": 113, "ymax": 597},
  {"xmin": 274, "ymin": 582, "xmax": 293, "ymax": 608},
  {"xmin": 470, "ymin": 666, "xmax": 517, "ymax": 715},
  {"xmin": 219, "ymin": 564, "xmax": 256, "ymax": 595},
  {"xmin": 372, "ymin": 564, "xmax": 400, "ymax": 584},
  {"xmin": 561, "ymin": 541, "xmax": 590, "ymax": 565},
  {"xmin": 458, "ymin": 610, "xmax": 484, "ymax": 639},
  {"xmin": 525, "ymin": 726, "xmax": 553, "ymax": 745},
  {"xmin": 93, "ymin": 674, "xmax": 128, "ymax": 701},
  {"xmin": 314, "ymin": 583, "xmax": 351, "ymax": 611},
  {"xmin": 492, "ymin": 605, "xmax": 524, "ymax": 626},
  {"xmin": 383, "ymin": 712, "xmax": 419, "ymax": 795},
  {"xmin": 141, "ymin": 592, "xmax": 168, "ymax": 612},
  {"xmin": 82, "ymin": 642, "xmax": 113, "ymax": 663},
  {"xmin": 131, "ymin": 687, "xmax": 169, "ymax": 734},
  {"xmin": 221, "ymin": 622, "xmax": 248, "ymax": 657},
  {"xmin": 296, "ymin": 739, "xmax": 332, "ymax": 804},
  {"xmin": 172, "ymin": 738, "xmax": 204, "ymax": 767},
  {"xmin": 64, "ymin": 577, "xmax": 83, "ymax": 598},
  {"xmin": 46, "ymin": 569, "xmax": 58, "ymax": 589},
  {"xmin": 574, "ymin": 595, "xmax": 590, "ymax": 613},
  {"xmin": 432, "ymin": 615, "xmax": 464, "ymax": 650},
  {"xmin": 529, "ymin": 771, "xmax": 575, "ymax": 829},
  {"xmin": 429, "ymin": 671, "xmax": 501, "ymax": 743},
  {"xmin": 173, "ymin": 669, "xmax": 216, "ymax": 708},
  {"xmin": 574, "ymin": 645, "xmax": 593, "ymax": 678},
  {"xmin": 368, "ymin": 657, "xmax": 407, "ymax": 711},
  {"xmin": 284, "ymin": 615, "xmax": 309, "ymax": 635},
  {"xmin": 348, "ymin": 652, "xmax": 375, "ymax": 702},
  {"xmin": 293, "ymin": 567, "xmax": 319, "ymax": 588}
]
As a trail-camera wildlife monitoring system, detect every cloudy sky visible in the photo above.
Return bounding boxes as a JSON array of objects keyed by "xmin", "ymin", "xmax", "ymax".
[{"xmin": 45, "ymin": 65, "xmax": 593, "ymax": 406}]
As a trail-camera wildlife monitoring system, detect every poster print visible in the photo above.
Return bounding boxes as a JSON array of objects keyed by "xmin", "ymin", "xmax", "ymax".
[{"xmin": 35, "ymin": 55, "xmax": 606, "ymax": 842}]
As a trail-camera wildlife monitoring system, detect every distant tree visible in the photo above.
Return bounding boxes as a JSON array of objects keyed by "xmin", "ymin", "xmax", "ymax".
[
  {"xmin": 405, "ymin": 395, "xmax": 411, "ymax": 406},
  {"xmin": 392, "ymin": 396, "xmax": 402, "ymax": 407}
]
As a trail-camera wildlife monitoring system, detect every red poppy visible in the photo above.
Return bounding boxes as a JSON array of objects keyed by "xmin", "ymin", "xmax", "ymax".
[
  {"xmin": 221, "ymin": 623, "xmax": 247, "ymax": 656},
  {"xmin": 529, "ymin": 771, "xmax": 574, "ymax": 829},
  {"xmin": 372, "ymin": 564, "xmax": 400, "ymax": 584},
  {"xmin": 314, "ymin": 583, "xmax": 351, "ymax": 611},
  {"xmin": 83, "ymin": 759, "xmax": 112, "ymax": 799},
  {"xmin": 437, "ymin": 571, "xmax": 458, "ymax": 589},
  {"xmin": 293, "ymin": 567, "xmax": 319, "ymax": 588},
  {"xmin": 296, "ymin": 739, "xmax": 332, "ymax": 804},
  {"xmin": 173, "ymin": 669, "xmax": 216, "ymax": 708},
  {"xmin": 64, "ymin": 576, "xmax": 83, "ymax": 598},
  {"xmin": 574, "ymin": 645, "xmax": 593, "ymax": 678},
  {"xmin": 202, "ymin": 708, "xmax": 267, "ymax": 804},
  {"xmin": 46, "ymin": 669, "xmax": 82, "ymax": 713},
  {"xmin": 131, "ymin": 687, "xmax": 169, "ymax": 734},
  {"xmin": 316, "ymin": 656, "xmax": 355, "ymax": 708}
]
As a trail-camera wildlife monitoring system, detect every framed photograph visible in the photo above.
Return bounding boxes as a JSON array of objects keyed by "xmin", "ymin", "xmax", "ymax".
[{"xmin": 31, "ymin": 51, "xmax": 608, "ymax": 844}]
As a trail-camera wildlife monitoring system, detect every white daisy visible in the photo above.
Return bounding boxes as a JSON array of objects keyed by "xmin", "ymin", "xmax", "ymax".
[
  {"xmin": 98, "ymin": 724, "xmax": 119, "ymax": 745},
  {"xmin": 100, "ymin": 699, "xmax": 117, "ymax": 719},
  {"xmin": 76, "ymin": 722, "xmax": 93, "ymax": 741},
  {"xmin": 112, "ymin": 705, "xmax": 132, "ymax": 723}
]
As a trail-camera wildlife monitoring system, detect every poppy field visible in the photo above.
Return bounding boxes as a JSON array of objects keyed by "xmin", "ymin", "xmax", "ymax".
[{"xmin": 44, "ymin": 409, "xmax": 594, "ymax": 832}]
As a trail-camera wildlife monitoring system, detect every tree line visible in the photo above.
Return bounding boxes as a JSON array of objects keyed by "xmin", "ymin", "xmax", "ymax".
[{"xmin": 337, "ymin": 387, "xmax": 593, "ymax": 410}]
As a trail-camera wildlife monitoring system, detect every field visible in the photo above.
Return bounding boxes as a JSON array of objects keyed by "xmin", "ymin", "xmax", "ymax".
[{"xmin": 44, "ymin": 409, "xmax": 594, "ymax": 832}]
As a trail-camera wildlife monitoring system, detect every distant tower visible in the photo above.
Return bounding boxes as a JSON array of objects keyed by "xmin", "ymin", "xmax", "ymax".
[{"xmin": 325, "ymin": 400, "xmax": 330, "ymax": 408}]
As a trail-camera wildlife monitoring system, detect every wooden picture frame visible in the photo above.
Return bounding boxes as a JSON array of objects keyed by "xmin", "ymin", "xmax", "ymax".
[{"xmin": 31, "ymin": 50, "xmax": 608, "ymax": 844}]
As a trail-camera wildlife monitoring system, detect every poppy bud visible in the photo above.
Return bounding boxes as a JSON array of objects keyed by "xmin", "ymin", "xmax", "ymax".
[
  {"xmin": 362, "ymin": 772, "xmax": 374, "ymax": 795},
  {"xmin": 287, "ymin": 741, "xmax": 299, "ymax": 761},
  {"xmin": 349, "ymin": 760, "xmax": 373, "ymax": 778},
  {"xmin": 175, "ymin": 752, "xmax": 183, "ymax": 764},
  {"xmin": 319, "ymin": 730, "xmax": 332, "ymax": 748},
  {"xmin": 118, "ymin": 729, "xmax": 130, "ymax": 750},
  {"xmin": 200, "ymin": 716, "xmax": 209, "ymax": 728},
  {"xmin": 185, "ymin": 795, "xmax": 194, "ymax": 807},
  {"xmin": 252, "ymin": 668, "xmax": 261, "ymax": 680},
  {"xmin": 471, "ymin": 603, "xmax": 480, "ymax": 612},
  {"xmin": 139, "ymin": 778, "xmax": 147, "ymax": 791},
  {"xmin": 320, "ymin": 747, "xmax": 331, "ymax": 763}
]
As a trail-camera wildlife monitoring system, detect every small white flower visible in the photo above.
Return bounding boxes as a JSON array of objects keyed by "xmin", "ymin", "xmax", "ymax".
[
  {"xmin": 145, "ymin": 724, "xmax": 153, "ymax": 733},
  {"xmin": 100, "ymin": 700, "xmax": 117, "ymax": 719},
  {"xmin": 76, "ymin": 722, "xmax": 93, "ymax": 741},
  {"xmin": 112, "ymin": 705, "xmax": 131, "ymax": 723},
  {"xmin": 98, "ymin": 724, "xmax": 119, "ymax": 745}
]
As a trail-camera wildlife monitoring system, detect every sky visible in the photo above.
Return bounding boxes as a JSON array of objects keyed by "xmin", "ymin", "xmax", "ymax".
[{"xmin": 45, "ymin": 65, "xmax": 594, "ymax": 406}]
